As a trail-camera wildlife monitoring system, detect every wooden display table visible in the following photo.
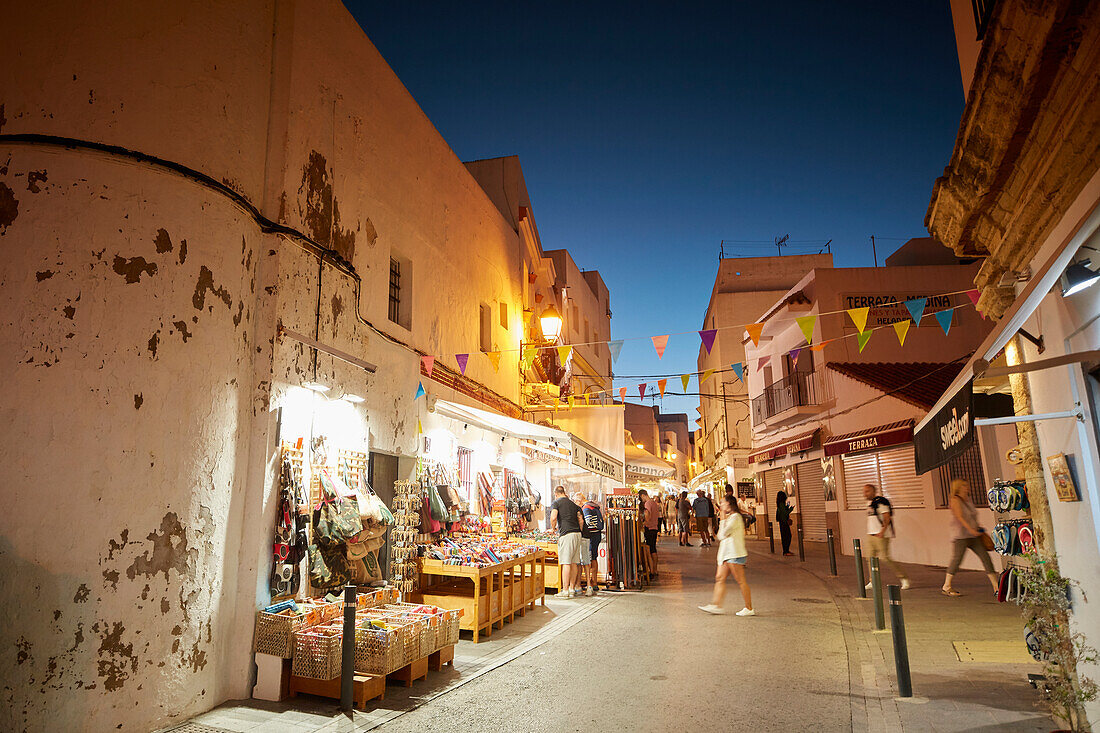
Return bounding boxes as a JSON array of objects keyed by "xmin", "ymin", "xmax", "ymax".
[
  {"xmin": 511, "ymin": 539, "xmax": 561, "ymax": 590},
  {"xmin": 387, "ymin": 655, "xmax": 428, "ymax": 687},
  {"xmin": 429, "ymin": 644, "xmax": 455, "ymax": 671},
  {"xmin": 411, "ymin": 551, "xmax": 545, "ymax": 642},
  {"xmin": 288, "ymin": 673, "xmax": 385, "ymax": 709}
]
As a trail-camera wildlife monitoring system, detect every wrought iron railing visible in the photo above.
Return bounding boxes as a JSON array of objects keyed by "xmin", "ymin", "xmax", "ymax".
[{"xmin": 751, "ymin": 371, "xmax": 820, "ymax": 423}]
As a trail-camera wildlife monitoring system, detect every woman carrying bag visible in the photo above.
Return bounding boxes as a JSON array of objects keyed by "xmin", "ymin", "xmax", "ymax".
[{"xmin": 942, "ymin": 479, "xmax": 998, "ymax": 596}]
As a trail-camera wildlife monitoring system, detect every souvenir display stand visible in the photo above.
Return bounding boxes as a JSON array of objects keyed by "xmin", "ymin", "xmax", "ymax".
[
  {"xmin": 987, "ymin": 479, "xmax": 1034, "ymax": 604},
  {"xmin": 410, "ymin": 549, "xmax": 546, "ymax": 643},
  {"xmin": 509, "ymin": 530, "xmax": 562, "ymax": 590},
  {"xmin": 604, "ymin": 495, "xmax": 647, "ymax": 590}
]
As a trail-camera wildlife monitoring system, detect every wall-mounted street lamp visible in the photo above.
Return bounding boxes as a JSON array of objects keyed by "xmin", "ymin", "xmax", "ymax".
[{"xmin": 540, "ymin": 305, "xmax": 563, "ymax": 341}]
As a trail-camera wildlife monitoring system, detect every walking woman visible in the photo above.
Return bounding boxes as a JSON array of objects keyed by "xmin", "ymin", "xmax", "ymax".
[
  {"xmin": 776, "ymin": 490, "xmax": 794, "ymax": 556},
  {"xmin": 699, "ymin": 495, "xmax": 754, "ymax": 616},
  {"xmin": 942, "ymin": 479, "xmax": 998, "ymax": 596}
]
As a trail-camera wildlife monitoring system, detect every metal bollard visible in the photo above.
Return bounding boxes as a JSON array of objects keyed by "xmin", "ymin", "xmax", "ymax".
[
  {"xmin": 853, "ymin": 539, "xmax": 866, "ymax": 598},
  {"xmin": 870, "ymin": 557, "xmax": 885, "ymax": 630},
  {"xmin": 888, "ymin": 585, "xmax": 913, "ymax": 698},
  {"xmin": 341, "ymin": 584, "xmax": 356, "ymax": 712},
  {"xmin": 768, "ymin": 521, "xmax": 775, "ymax": 554},
  {"xmin": 796, "ymin": 517, "xmax": 805, "ymax": 561},
  {"xmin": 826, "ymin": 529, "xmax": 838, "ymax": 576}
]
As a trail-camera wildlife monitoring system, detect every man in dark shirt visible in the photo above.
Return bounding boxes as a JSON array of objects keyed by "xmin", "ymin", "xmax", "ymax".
[
  {"xmin": 693, "ymin": 489, "xmax": 713, "ymax": 547},
  {"xmin": 550, "ymin": 486, "xmax": 584, "ymax": 598}
]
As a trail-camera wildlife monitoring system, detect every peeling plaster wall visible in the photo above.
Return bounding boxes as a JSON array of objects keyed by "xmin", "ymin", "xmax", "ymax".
[{"xmin": 0, "ymin": 150, "xmax": 267, "ymax": 731}]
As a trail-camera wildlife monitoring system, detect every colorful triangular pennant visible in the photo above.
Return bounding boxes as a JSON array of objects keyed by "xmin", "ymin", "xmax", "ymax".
[
  {"xmin": 857, "ymin": 330, "xmax": 872, "ymax": 353},
  {"xmin": 893, "ymin": 319, "xmax": 910, "ymax": 346},
  {"xmin": 847, "ymin": 307, "xmax": 870, "ymax": 334},
  {"xmin": 639, "ymin": 383, "xmax": 647, "ymax": 399},
  {"xmin": 935, "ymin": 308, "xmax": 954, "ymax": 335},
  {"xmin": 698, "ymin": 329, "xmax": 717, "ymax": 354},
  {"xmin": 415, "ymin": 381, "xmax": 425, "ymax": 400},
  {"xmin": 658, "ymin": 378, "xmax": 668, "ymax": 397},
  {"xmin": 522, "ymin": 346, "xmax": 537, "ymax": 364},
  {"xmin": 486, "ymin": 351, "xmax": 501, "ymax": 371},
  {"xmin": 701, "ymin": 368, "xmax": 715, "ymax": 383},
  {"xmin": 568, "ymin": 394, "xmax": 575, "ymax": 408},
  {"xmin": 731, "ymin": 363, "xmax": 744, "ymax": 382},
  {"xmin": 904, "ymin": 297, "xmax": 926, "ymax": 325},
  {"xmin": 619, "ymin": 387, "xmax": 627, "ymax": 402},
  {"xmin": 455, "ymin": 353, "xmax": 469, "ymax": 375},
  {"xmin": 789, "ymin": 348, "xmax": 802, "ymax": 366},
  {"xmin": 966, "ymin": 289, "xmax": 981, "ymax": 307},
  {"xmin": 608, "ymin": 340, "xmax": 624, "ymax": 363},
  {"xmin": 681, "ymin": 374, "xmax": 691, "ymax": 392},
  {"xmin": 746, "ymin": 323, "xmax": 764, "ymax": 346},
  {"xmin": 796, "ymin": 315, "xmax": 817, "ymax": 345},
  {"xmin": 652, "ymin": 335, "xmax": 669, "ymax": 359},
  {"xmin": 557, "ymin": 345, "xmax": 572, "ymax": 364},
  {"xmin": 421, "ymin": 355, "xmax": 435, "ymax": 377},
  {"xmin": 809, "ymin": 343, "xmax": 828, "ymax": 352}
]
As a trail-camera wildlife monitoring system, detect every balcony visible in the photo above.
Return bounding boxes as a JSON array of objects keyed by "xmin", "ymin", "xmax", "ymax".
[{"xmin": 751, "ymin": 371, "xmax": 827, "ymax": 427}]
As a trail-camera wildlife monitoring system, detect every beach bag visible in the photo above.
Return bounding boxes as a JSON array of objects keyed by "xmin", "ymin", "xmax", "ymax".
[
  {"xmin": 429, "ymin": 485, "xmax": 447, "ymax": 522},
  {"xmin": 314, "ymin": 470, "xmax": 363, "ymax": 545}
]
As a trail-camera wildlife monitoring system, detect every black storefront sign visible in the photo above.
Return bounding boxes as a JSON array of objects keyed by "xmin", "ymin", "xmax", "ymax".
[{"xmin": 914, "ymin": 378, "xmax": 974, "ymax": 475}]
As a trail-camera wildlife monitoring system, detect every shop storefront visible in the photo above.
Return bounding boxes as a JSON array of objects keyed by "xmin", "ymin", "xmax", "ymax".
[{"xmin": 749, "ymin": 430, "xmax": 825, "ymax": 541}]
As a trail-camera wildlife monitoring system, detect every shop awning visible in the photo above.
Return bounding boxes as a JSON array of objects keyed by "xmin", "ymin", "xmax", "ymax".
[
  {"xmin": 748, "ymin": 429, "xmax": 818, "ymax": 463},
  {"xmin": 688, "ymin": 465, "xmax": 726, "ymax": 490},
  {"xmin": 430, "ymin": 399, "xmax": 569, "ymax": 444},
  {"xmin": 824, "ymin": 420, "xmax": 914, "ymax": 457},
  {"xmin": 625, "ymin": 442, "xmax": 675, "ymax": 479}
]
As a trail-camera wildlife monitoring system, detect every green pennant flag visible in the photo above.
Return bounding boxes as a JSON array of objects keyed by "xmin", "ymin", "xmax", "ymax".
[
  {"xmin": 857, "ymin": 330, "xmax": 872, "ymax": 353},
  {"xmin": 796, "ymin": 315, "xmax": 817, "ymax": 344}
]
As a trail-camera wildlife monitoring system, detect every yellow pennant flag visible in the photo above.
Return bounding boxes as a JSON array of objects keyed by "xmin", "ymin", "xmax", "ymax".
[
  {"xmin": 658, "ymin": 378, "xmax": 668, "ymax": 397},
  {"xmin": 486, "ymin": 351, "xmax": 501, "ymax": 371},
  {"xmin": 557, "ymin": 345, "xmax": 572, "ymax": 364},
  {"xmin": 701, "ymin": 368, "xmax": 715, "ymax": 383},
  {"xmin": 417, "ymin": 418, "xmax": 422, "ymax": 435},
  {"xmin": 522, "ymin": 346, "xmax": 537, "ymax": 364},
  {"xmin": 681, "ymin": 374, "xmax": 690, "ymax": 392},
  {"xmin": 796, "ymin": 315, "xmax": 817, "ymax": 344},
  {"xmin": 848, "ymin": 307, "xmax": 870, "ymax": 334},
  {"xmin": 568, "ymin": 394, "xmax": 575, "ymax": 407},
  {"xmin": 857, "ymin": 330, "xmax": 872, "ymax": 353},
  {"xmin": 745, "ymin": 323, "xmax": 764, "ymax": 346},
  {"xmin": 893, "ymin": 319, "xmax": 910, "ymax": 346}
]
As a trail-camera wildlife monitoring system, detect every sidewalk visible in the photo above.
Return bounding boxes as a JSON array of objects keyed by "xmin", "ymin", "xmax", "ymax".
[{"xmin": 750, "ymin": 536, "xmax": 1055, "ymax": 732}]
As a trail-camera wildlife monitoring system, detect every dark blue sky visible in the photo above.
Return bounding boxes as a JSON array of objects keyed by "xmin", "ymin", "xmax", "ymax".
[{"xmin": 349, "ymin": 1, "xmax": 965, "ymax": 416}]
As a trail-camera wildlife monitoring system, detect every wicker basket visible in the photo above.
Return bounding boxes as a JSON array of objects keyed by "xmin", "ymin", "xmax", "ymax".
[
  {"xmin": 439, "ymin": 608, "xmax": 461, "ymax": 647},
  {"xmin": 254, "ymin": 600, "xmax": 339, "ymax": 659},
  {"xmin": 353, "ymin": 623, "xmax": 406, "ymax": 675},
  {"xmin": 363, "ymin": 613, "xmax": 423, "ymax": 662},
  {"xmin": 290, "ymin": 626, "xmax": 342, "ymax": 680}
]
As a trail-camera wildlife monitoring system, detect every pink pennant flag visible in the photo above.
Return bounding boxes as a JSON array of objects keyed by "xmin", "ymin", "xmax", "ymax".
[
  {"xmin": 639, "ymin": 383, "xmax": 647, "ymax": 399},
  {"xmin": 619, "ymin": 387, "xmax": 627, "ymax": 402},
  {"xmin": 698, "ymin": 329, "xmax": 717, "ymax": 354},
  {"xmin": 652, "ymin": 335, "xmax": 669, "ymax": 359},
  {"xmin": 421, "ymin": 355, "xmax": 435, "ymax": 377},
  {"xmin": 757, "ymin": 355, "xmax": 770, "ymax": 371},
  {"xmin": 455, "ymin": 353, "xmax": 469, "ymax": 375},
  {"xmin": 966, "ymin": 289, "xmax": 981, "ymax": 307}
]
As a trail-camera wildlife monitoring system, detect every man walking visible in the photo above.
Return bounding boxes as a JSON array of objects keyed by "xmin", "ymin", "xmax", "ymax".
[
  {"xmin": 550, "ymin": 486, "xmax": 585, "ymax": 598},
  {"xmin": 693, "ymin": 489, "xmax": 713, "ymax": 547},
  {"xmin": 639, "ymin": 489, "xmax": 660, "ymax": 574},
  {"xmin": 864, "ymin": 484, "xmax": 910, "ymax": 590},
  {"xmin": 677, "ymin": 490, "xmax": 693, "ymax": 546}
]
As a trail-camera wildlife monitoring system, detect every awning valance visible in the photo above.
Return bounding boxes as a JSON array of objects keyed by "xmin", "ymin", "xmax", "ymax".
[
  {"xmin": 749, "ymin": 430, "xmax": 818, "ymax": 463},
  {"xmin": 824, "ymin": 420, "xmax": 914, "ymax": 457},
  {"xmin": 625, "ymin": 443, "xmax": 675, "ymax": 479}
]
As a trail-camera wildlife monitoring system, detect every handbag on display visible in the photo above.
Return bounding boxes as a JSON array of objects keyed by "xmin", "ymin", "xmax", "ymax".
[
  {"xmin": 428, "ymin": 485, "xmax": 447, "ymax": 522},
  {"xmin": 423, "ymin": 496, "xmax": 442, "ymax": 533},
  {"xmin": 314, "ymin": 470, "xmax": 364, "ymax": 545}
]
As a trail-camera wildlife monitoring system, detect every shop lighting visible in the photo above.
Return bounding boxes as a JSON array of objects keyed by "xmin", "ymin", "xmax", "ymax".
[
  {"xmin": 1062, "ymin": 259, "xmax": 1100, "ymax": 296},
  {"xmin": 540, "ymin": 305, "xmax": 563, "ymax": 341},
  {"xmin": 635, "ymin": 443, "xmax": 644, "ymax": 449},
  {"xmin": 341, "ymin": 393, "xmax": 365, "ymax": 403},
  {"xmin": 669, "ymin": 452, "xmax": 677, "ymax": 460},
  {"xmin": 302, "ymin": 381, "xmax": 330, "ymax": 393}
]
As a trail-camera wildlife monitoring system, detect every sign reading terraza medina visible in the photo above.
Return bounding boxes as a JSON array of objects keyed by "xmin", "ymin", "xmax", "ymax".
[
  {"xmin": 914, "ymin": 378, "xmax": 974, "ymax": 475},
  {"xmin": 570, "ymin": 436, "xmax": 624, "ymax": 482},
  {"xmin": 841, "ymin": 293, "xmax": 955, "ymax": 329}
]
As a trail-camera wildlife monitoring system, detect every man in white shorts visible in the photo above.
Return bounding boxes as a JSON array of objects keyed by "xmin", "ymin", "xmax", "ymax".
[{"xmin": 550, "ymin": 486, "xmax": 584, "ymax": 598}]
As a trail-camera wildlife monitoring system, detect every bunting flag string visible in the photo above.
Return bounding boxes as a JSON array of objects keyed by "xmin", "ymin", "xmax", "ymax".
[
  {"xmin": 421, "ymin": 355, "xmax": 435, "ymax": 377},
  {"xmin": 681, "ymin": 374, "xmax": 691, "ymax": 392},
  {"xmin": 698, "ymin": 329, "xmax": 717, "ymax": 354},
  {"xmin": 486, "ymin": 351, "xmax": 501, "ymax": 371},
  {"xmin": 847, "ymin": 307, "xmax": 870, "ymax": 334},
  {"xmin": 904, "ymin": 297, "xmax": 926, "ymax": 325},
  {"xmin": 652, "ymin": 335, "xmax": 669, "ymax": 359},
  {"xmin": 608, "ymin": 340, "xmax": 624, "ymax": 363},
  {"xmin": 731, "ymin": 363, "xmax": 744, "ymax": 382},
  {"xmin": 415, "ymin": 381, "xmax": 426, "ymax": 400},
  {"xmin": 557, "ymin": 345, "xmax": 573, "ymax": 364},
  {"xmin": 856, "ymin": 331, "xmax": 872, "ymax": 353},
  {"xmin": 455, "ymin": 353, "xmax": 469, "ymax": 375},
  {"xmin": 789, "ymin": 347, "xmax": 802, "ymax": 366},
  {"xmin": 619, "ymin": 387, "xmax": 627, "ymax": 402},
  {"xmin": 966, "ymin": 289, "xmax": 980, "ymax": 307},
  {"xmin": 746, "ymin": 322, "xmax": 764, "ymax": 347},
  {"xmin": 658, "ymin": 378, "xmax": 668, "ymax": 397},
  {"xmin": 796, "ymin": 315, "xmax": 817, "ymax": 345},
  {"xmin": 701, "ymin": 368, "xmax": 715, "ymax": 383},
  {"xmin": 893, "ymin": 319, "xmax": 910, "ymax": 346},
  {"xmin": 935, "ymin": 308, "xmax": 954, "ymax": 335}
]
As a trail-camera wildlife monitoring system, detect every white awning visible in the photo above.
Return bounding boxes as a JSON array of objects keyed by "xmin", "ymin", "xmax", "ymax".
[
  {"xmin": 429, "ymin": 398, "xmax": 570, "ymax": 444},
  {"xmin": 625, "ymin": 442, "xmax": 675, "ymax": 479}
]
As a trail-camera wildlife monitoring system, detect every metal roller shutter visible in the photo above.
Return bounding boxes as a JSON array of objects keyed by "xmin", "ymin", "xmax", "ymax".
[
  {"xmin": 877, "ymin": 445, "xmax": 925, "ymax": 508},
  {"xmin": 842, "ymin": 452, "xmax": 878, "ymax": 510},
  {"xmin": 763, "ymin": 468, "xmax": 785, "ymax": 518},
  {"xmin": 795, "ymin": 460, "xmax": 827, "ymax": 541}
]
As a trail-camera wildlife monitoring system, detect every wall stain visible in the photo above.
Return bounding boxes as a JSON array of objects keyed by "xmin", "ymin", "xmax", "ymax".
[
  {"xmin": 36, "ymin": 270, "xmax": 54, "ymax": 281},
  {"xmin": 63, "ymin": 304, "xmax": 76, "ymax": 319},
  {"xmin": 160, "ymin": 598, "xmax": 169, "ymax": 615},
  {"xmin": 172, "ymin": 320, "xmax": 192, "ymax": 343},
  {"xmin": 93, "ymin": 621, "xmax": 135, "ymax": 692},
  {"xmin": 179, "ymin": 239, "xmax": 187, "ymax": 265},
  {"xmin": 297, "ymin": 150, "xmax": 356, "ymax": 262},
  {"xmin": 111, "ymin": 255, "xmax": 157, "ymax": 284},
  {"xmin": 102, "ymin": 568, "xmax": 119, "ymax": 590},
  {"xmin": 192, "ymin": 265, "xmax": 232, "ymax": 311},
  {"xmin": 74, "ymin": 584, "xmax": 90, "ymax": 603},
  {"xmin": 147, "ymin": 331, "xmax": 159, "ymax": 358},
  {"xmin": 69, "ymin": 623, "xmax": 84, "ymax": 653},
  {"xmin": 232, "ymin": 301, "xmax": 244, "ymax": 327},
  {"xmin": 125, "ymin": 512, "xmax": 196, "ymax": 582},
  {"xmin": 153, "ymin": 228, "xmax": 173, "ymax": 254},
  {"xmin": 106, "ymin": 530, "xmax": 129, "ymax": 561},
  {"xmin": 16, "ymin": 636, "xmax": 32, "ymax": 664},
  {"xmin": 0, "ymin": 181, "xmax": 18, "ymax": 232},
  {"xmin": 133, "ymin": 393, "xmax": 143, "ymax": 410},
  {"xmin": 26, "ymin": 169, "xmax": 47, "ymax": 193}
]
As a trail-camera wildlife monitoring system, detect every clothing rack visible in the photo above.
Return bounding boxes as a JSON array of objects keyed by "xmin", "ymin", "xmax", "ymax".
[{"xmin": 604, "ymin": 496, "xmax": 645, "ymax": 590}]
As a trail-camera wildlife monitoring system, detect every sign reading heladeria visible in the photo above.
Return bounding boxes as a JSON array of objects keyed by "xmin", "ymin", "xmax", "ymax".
[
  {"xmin": 840, "ymin": 293, "xmax": 955, "ymax": 328},
  {"xmin": 913, "ymin": 378, "xmax": 974, "ymax": 475}
]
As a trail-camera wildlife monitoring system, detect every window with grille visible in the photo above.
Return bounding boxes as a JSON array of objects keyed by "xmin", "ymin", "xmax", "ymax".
[
  {"xmin": 934, "ymin": 438, "xmax": 988, "ymax": 507},
  {"xmin": 842, "ymin": 445, "xmax": 926, "ymax": 509},
  {"xmin": 388, "ymin": 258, "xmax": 401, "ymax": 324}
]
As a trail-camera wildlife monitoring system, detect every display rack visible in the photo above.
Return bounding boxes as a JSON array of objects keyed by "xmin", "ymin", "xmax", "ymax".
[
  {"xmin": 987, "ymin": 478, "xmax": 1033, "ymax": 604},
  {"xmin": 605, "ymin": 495, "xmax": 647, "ymax": 590},
  {"xmin": 390, "ymin": 479, "xmax": 421, "ymax": 595}
]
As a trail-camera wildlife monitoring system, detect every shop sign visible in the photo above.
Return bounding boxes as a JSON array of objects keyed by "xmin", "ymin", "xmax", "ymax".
[
  {"xmin": 748, "ymin": 430, "xmax": 817, "ymax": 463},
  {"xmin": 823, "ymin": 423, "xmax": 913, "ymax": 457},
  {"xmin": 914, "ymin": 378, "xmax": 973, "ymax": 475},
  {"xmin": 571, "ymin": 436, "xmax": 624, "ymax": 482},
  {"xmin": 840, "ymin": 292, "xmax": 954, "ymax": 329}
]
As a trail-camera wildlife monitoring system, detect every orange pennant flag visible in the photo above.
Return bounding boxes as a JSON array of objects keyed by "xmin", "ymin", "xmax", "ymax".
[
  {"xmin": 893, "ymin": 319, "xmax": 910, "ymax": 346},
  {"xmin": 809, "ymin": 342, "xmax": 828, "ymax": 352},
  {"xmin": 746, "ymin": 323, "xmax": 764, "ymax": 346},
  {"xmin": 681, "ymin": 374, "xmax": 691, "ymax": 392},
  {"xmin": 847, "ymin": 307, "xmax": 870, "ymax": 334},
  {"xmin": 658, "ymin": 379, "xmax": 668, "ymax": 397},
  {"xmin": 557, "ymin": 345, "xmax": 572, "ymax": 363},
  {"xmin": 619, "ymin": 387, "xmax": 627, "ymax": 402},
  {"xmin": 652, "ymin": 335, "xmax": 669, "ymax": 359},
  {"xmin": 486, "ymin": 351, "xmax": 501, "ymax": 371}
]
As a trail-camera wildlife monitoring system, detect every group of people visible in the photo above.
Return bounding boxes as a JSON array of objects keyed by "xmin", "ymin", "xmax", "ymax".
[
  {"xmin": 548, "ymin": 486, "xmax": 604, "ymax": 598},
  {"xmin": 659, "ymin": 488, "xmax": 721, "ymax": 547}
]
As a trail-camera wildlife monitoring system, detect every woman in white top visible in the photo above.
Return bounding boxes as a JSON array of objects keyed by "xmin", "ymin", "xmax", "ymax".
[{"xmin": 699, "ymin": 495, "xmax": 755, "ymax": 616}]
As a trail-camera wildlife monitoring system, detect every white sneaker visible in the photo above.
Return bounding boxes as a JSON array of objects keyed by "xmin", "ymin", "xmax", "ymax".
[
  {"xmin": 585, "ymin": 587, "xmax": 594, "ymax": 597},
  {"xmin": 560, "ymin": 590, "xmax": 573, "ymax": 599},
  {"xmin": 900, "ymin": 579, "xmax": 910, "ymax": 590},
  {"xmin": 698, "ymin": 604, "xmax": 726, "ymax": 615},
  {"xmin": 865, "ymin": 582, "xmax": 873, "ymax": 590},
  {"xmin": 735, "ymin": 608, "xmax": 756, "ymax": 617}
]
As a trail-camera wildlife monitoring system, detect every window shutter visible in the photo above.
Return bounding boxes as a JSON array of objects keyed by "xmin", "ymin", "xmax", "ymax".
[
  {"xmin": 877, "ymin": 445, "xmax": 925, "ymax": 508},
  {"xmin": 841, "ymin": 452, "xmax": 878, "ymax": 510}
]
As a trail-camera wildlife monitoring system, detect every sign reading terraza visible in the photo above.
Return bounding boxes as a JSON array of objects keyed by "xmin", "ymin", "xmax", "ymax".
[
  {"xmin": 914, "ymin": 378, "xmax": 974, "ymax": 475},
  {"xmin": 570, "ymin": 436, "xmax": 624, "ymax": 482},
  {"xmin": 823, "ymin": 423, "xmax": 913, "ymax": 457},
  {"xmin": 841, "ymin": 292, "xmax": 955, "ymax": 329}
]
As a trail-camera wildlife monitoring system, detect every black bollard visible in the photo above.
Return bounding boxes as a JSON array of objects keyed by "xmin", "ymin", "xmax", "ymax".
[
  {"xmin": 888, "ymin": 585, "xmax": 913, "ymax": 698},
  {"xmin": 768, "ymin": 521, "xmax": 775, "ymax": 554},
  {"xmin": 796, "ymin": 516, "xmax": 805, "ymax": 561},
  {"xmin": 341, "ymin": 584, "xmax": 356, "ymax": 712},
  {"xmin": 826, "ymin": 529, "xmax": 838, "ymax": 576},
  {"xmin": 870, "ymin": 557, "xmax": 885, "ymax": 631},
  {"xmin": 853, "ymin": 539, "xmax": 866, "ymax": 598}
]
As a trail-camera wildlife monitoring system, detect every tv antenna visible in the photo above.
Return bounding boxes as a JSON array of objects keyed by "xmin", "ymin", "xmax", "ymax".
[{"xmin": 775, "ymin": 234, "xmax": 790, "ymax": 255}]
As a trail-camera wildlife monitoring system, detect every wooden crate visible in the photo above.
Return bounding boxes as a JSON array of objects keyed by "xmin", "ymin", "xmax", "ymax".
[{"xmin": 288, "ymin": 673, "xmax": 385, "ymax": 710}]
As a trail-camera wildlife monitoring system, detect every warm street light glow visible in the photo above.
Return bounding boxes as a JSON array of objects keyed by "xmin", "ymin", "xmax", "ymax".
[
  {"xmin": 302, "ymin": 381, "xmax": 330, "ymax": 392},
  {"xmin": 635, "ymin": 443, "xmax": 644, "ymax": 449},
  {"xmin": 669, "ymin": 452, "xmax": 677, "ymax": 459},
  {"xmin": 540, "ymin": 305, "xmax": 563, "ymax": 341},
  {"xmin": 342, "ymin": 393, "xmax": 365, "ymax": 403}
]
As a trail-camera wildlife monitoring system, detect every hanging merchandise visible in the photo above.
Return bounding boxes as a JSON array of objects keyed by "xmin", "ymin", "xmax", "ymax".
[
  {"xmin": 314, "ymin": 469, "xmax": 364, "ymax": 545},
  {"xmin": 389, "ymin": 479, "xmax": 422, "ymax": 596},
  {"xmin": 271, "ymin": 449, "xmax": 308, "ymax": 598},
  {"xmin": 604, "ymin": 495, "xmax": 646, "ymax": 590}
]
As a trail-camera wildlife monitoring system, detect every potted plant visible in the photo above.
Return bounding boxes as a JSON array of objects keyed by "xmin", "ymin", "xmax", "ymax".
[{"xmin": 1017, "ymin": 556, "xmax": 1098, "ymax": 732}]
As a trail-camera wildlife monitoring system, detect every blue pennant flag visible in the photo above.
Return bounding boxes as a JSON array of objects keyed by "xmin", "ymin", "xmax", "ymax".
[
  {"xmin": 415, "ymin": 381, "xmax": 425, "ymax": 400},
  {"xmin": 731, "ymin": 363, "xmax": 744, "ymax": 382},
  {"xmin": 904, "ymin": 297, "xmax": 927, "ymax": 325},
  {"xmin": 608, "ymin": 340, "xmax": 624, "ymax": 363},
  {"xmin": 935, "ymin": 308, "xmax": 954, "ymax": 335}
]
